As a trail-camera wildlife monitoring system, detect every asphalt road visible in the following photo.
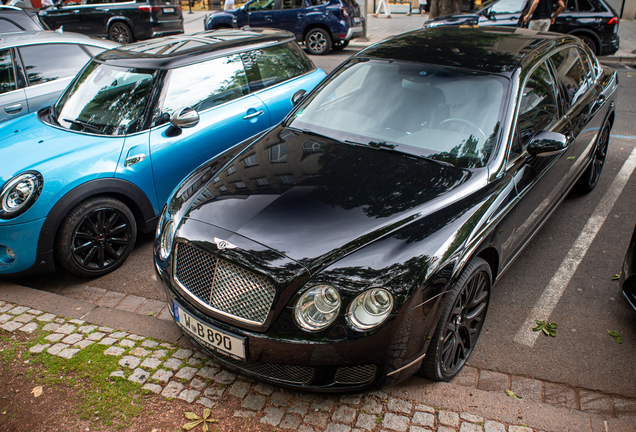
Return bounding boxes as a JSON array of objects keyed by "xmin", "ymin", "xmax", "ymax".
[{"xmin": 10, "ymin": 52, "xmax": 636, "ymax": 399}]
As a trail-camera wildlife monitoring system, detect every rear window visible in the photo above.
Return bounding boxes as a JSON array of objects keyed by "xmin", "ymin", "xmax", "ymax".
[{"xmin": 19, "ymin": 43, "xmax": 91, "ymax": 86}]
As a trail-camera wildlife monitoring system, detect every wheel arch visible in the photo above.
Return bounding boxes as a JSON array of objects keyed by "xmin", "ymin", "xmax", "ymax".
[
  {"xmin": 303, "ymin": 23, "xmax": 333, "ymax": 42},
  {"xmin": 568, "ymin": 29, "xmax": 601, "ymax": 54},
  {"xmin": 107, "ymin": 17, "xmax": 135, "ymax": 38}
]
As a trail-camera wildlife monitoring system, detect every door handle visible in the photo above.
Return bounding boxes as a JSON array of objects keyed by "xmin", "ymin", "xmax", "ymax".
[
  {"xmin": 125, "ymin": 154, "xmax": 146, "ymax": 167},
  {"xmin": 73, "ymin": 9, "xmax": 80, "ymax": 13},
  {"xmin": 264, "ymin": 15, "xmax": 272, "ymax": 20},
  {"xmin": 4, "ymin": 104, "xmax": 22, "ymax": 114},
  {"xmin": 597, "ymin": 95, "xmax": 606, "ymax": 105},
  {"xmin": 297, "ymin": 13, "xmax": 305, "ymax": 18},
  {"xmin": 243, "ymin": 110, "xmax": 264, "ymax": 120}
]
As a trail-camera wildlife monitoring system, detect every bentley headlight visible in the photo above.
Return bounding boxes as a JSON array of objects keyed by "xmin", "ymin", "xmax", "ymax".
[
  {"xmin": 347, "ymin": 288, "xmax": 393, "ymax": 331},
  {"xmin": 158, "ymin": 220, "xmax": 175, "ymax": 260},
  {"xmin": 295, "ymin": 285, "xmax": 341, "ymax": 331},
  {"xmin": 0, "ymin": 172, "xmax": 43, "ymax": 219}
]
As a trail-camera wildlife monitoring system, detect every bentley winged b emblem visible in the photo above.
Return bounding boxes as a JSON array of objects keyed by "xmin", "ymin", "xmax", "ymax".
[{"xmin": 214, "ymin": 237, "xmax": 238, "ymax": 251}]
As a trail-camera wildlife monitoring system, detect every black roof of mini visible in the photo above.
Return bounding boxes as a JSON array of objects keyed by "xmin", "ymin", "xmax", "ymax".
[
  {"xmin": 356, "ymin": 26, "xmax": 580, "ymax": 75},
  {"xmin": 95, "ymin": 28, "xmax": 296, "ymax": 70}
]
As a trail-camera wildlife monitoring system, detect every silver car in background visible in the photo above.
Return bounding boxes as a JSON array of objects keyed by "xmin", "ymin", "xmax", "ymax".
[{"xmin": 0, "ymin": 31, "xmax": 119, "ymax": 123}]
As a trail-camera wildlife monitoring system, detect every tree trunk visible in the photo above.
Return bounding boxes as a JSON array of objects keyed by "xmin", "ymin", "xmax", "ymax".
[{"xmin": 430, "ymin": 0, "xmax": 463, "ymax": 18}]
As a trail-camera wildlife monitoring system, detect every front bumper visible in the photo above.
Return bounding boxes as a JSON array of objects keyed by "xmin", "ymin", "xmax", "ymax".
[{"xmin": 0, "ymin": 218, "xmax": 46, "ymax": 275}]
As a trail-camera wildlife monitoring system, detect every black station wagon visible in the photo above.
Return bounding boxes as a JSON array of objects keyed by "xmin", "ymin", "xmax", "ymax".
[{"xmin": 154, "ymin": 27, "xmax": 617, "ymax": 390}]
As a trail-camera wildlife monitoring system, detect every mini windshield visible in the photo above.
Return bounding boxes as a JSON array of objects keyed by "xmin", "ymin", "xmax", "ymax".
[
  {"xmin": 288, "ymin": 60, "xmax": 508, "ymax": 168},
  {"xmin": 53, "ymin": 62, "xmax": 158, "ymax": 136}
]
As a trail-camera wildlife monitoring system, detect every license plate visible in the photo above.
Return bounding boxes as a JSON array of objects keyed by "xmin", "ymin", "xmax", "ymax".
[
  {"xmin": 353, "ymin": 17, "xmax": 361, "ymax": 23},
  {"xmin": 174, "ymin": 302, "xmax": 246, "ymax": 359},
  {"xmin": 163, "ymin": 7, "xmax": 175, "ymax": 13}
]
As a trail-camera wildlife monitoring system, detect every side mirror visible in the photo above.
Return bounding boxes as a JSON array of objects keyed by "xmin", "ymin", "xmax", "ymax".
[
  {"xmin": 292, "ymin": 89, "xmax": 307, "ymax": 106},
  {"xmin": 527, "ymin": 131, "xmax": 568, "ymax": 157},
  {"xmin": 170, "ymin": 107, "xmax": 199, "ymax": 129}
]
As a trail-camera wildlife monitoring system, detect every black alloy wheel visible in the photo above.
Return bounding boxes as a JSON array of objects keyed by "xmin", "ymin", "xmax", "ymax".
[
  {"xmin": 420, "ymin": 257, "xmax": 491, "ymax": 381},
  {"xmin": 55, "ymin": 197, "xmax": 137, "ymax": 277},
  {"xmin": 109, "ymin": 22, "xmax": 134, "ymax": 44},
  {"xmin": 576, "ymin": 121, "xmax": 610, "ymax": 193},
  {"xmin": 332, "ymin": 40, "xmax": 349, "ymax": 51},
  {"xmin": 305, "ymin": 28, "xmax": 332, "ymax": 55}
]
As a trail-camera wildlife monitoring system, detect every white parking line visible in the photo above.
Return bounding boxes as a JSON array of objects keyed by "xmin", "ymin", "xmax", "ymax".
[{"xmin": 514, "ymin": 146, "xmax": 636, "ymax": 347}]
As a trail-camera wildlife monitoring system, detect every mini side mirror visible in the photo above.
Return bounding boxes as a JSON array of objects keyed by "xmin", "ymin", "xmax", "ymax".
[
  {"xmin": 292, "ymin": 89, "xmax": 307, "ymax": 106},
  {"xmin": 170, "ymin": 107, "xmax": 199, "ymax": 129},
  {"xmin": 527, "ymin": 131, "xmax": 568, "ymax": 157}
]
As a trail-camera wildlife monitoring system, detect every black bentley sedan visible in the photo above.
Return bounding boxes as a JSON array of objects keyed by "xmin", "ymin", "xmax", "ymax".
[{"xmin": 154, "ymin": 26, "xmax": 617, "ymax": 390}]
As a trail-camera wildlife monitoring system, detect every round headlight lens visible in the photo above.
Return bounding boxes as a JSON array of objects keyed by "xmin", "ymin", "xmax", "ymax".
[
  {"xmin": 347, "ymin": 288, "xmax": 394, "ymax": 331},
  {"xmin": 0, "ymin": 172, "xmax": 43, "ymax": 219},
  {"xmin": 295, "ymin": 285, "xmax": 341, "ymax": 332},
  {"xmin": 159, "ymin": 220, "xmax": 175, "ymax": 260}
]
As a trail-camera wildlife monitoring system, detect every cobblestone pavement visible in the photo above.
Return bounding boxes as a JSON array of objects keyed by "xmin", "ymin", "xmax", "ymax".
[{"xmin": 0, "ymin": 299, "xmax": 562, "ymax": 432}]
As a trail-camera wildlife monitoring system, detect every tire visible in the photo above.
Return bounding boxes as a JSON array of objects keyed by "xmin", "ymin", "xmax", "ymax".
[
  {"xmin": 419, "ymin": 257, "xmax": 491, "ymax": 381},
  {"xmin": 55, "ymin": 197, "xmax": 137, "ymax": 278},
  {"xmin": 305, "ymin": 28, "xmax": 332, "ymax": 55},
  {"xmin": 576, "ymin": 120, "xmax": 610, "ymax": 193},
  {"xmin": 109, "ymin": 22, "xmax": 134, "ymax": 44},
  {"xmin": 574, "ymin": 34, "xmax": 598, "ymax": 55},
  {"xmin": 332, "ymin": 40, "xmax": 349, "ymax": 51}
]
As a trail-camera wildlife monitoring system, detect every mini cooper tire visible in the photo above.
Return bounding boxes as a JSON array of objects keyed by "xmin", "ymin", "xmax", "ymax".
[
  {"xmin": 305, "ymin": 28, "xmax": 332, "ymax": 55},
  {"xmin": 419, "ymin": 257, "xmax": 491, "ymax": 381},
  {"xmin": 109, "ymin": 22, "xmax": 134, "ymax": 44},
  {"xmin": 55, "ymin": 197, "xmax": 137, "ymax": 278},
  {"xmin": 576, "ymin": 121, "xmax": 610, "ymax": 193}
]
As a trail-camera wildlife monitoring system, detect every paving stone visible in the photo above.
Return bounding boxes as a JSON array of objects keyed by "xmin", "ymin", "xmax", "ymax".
[
  {"xmin": 477, "ymin": 370, "xmax": 509, "ymax": 392},
  {"xmin": 304, "ymin": 412, "xmax": 328, "ymax": 428},
  {"xmin": 110, "ymin": 331, "xmax": 128, "ymax": 339},
  {"xmin": 96, "ymin": 291, "xmax": 126, "ymax": 308},
  {"xmin": 98, "ymin": 326, "xmax": 113, "ymax": 333},
  {"xmin": 214, "ymin": 370, "xmax": 236, "ymax": 384},
  {"xmin": 157, "ymin": 307, "xmax": 173, "ymax": 321},
  {"xmin": 510, "ymin": 376, "xmax": 543, "ymax": 403},
  {"xmin": 508, "ymin": 427, "xmax": 532, "ymax": 432},
  {"xmin": 332, "ymin": 405, "xmax": 357, "ymax": 423},
  {"xmin": 271, "ymin": 391, "xmax": 290, "ymax": 407},
  {"xmin": 361, "ymin": 398, "xmax": 383, "ymax": 414},
  {"xmin": 438, "ymin": 427, "xmax": 456, "ymax": 432},
  {"xmin": 242, "ymin": 394, "xmax": 266, "ymax": 411},
  {"xmin": 579, "ymin": 390, "xmax": 613, "ymax": 415},
  {"xmin": 137, "ymin": 299, "xmax": 167, "ymax": 317},
  {"xmin": 176, "ymin": 367, "xmax": 198, "ymax": 380},
  {"xmin": 271, "ymin": 413, "xmax": 299, "ymax": 430},
  {"xmin": 116, "ymin": 294, "xmax": 146, "ymax": 312},
  {"xmin": 196, "ymin": 366, "xmax": 218, "ymax": 379},
  {"xmin": 177, "ymin": 389, "xmax": 200, "ymax": 403},
  {"xmin": 119, "ymin": 339, "xmax": 135, "ymax": 349},
  {"xmin": 451, "ymin": 365, "xmax": 479, "ymax": 388},
  {"xmin": 204, "ymin": 386, "xmax": 225, "ymax": 399},
  {"xmin": 173, "ymin": 348, "xmax": 193, "ymax": 359},
  {"xmin": 459, "ymin": 423, "xmax": 483, "ymax": 432},
  {"xmin": 313, "ymin": 396, "xmax": 336, "ymax": 411},
  {"xmin": 254, "ymin": 382, "xmax": 275, "ymax": 395},
  {"xmin": 8, "ymin": 306, "xmax": 30, "ymax": 315},
  {"xmin": 151, "ymin": 369, "xmax": 173, "ymax": 383},
  {"xmin": 69, "ymin": 319, "xmax": 85, "ymax": 325},
  {"xmin": 413, "ymin": 412, "xmax": 435, "ymax": 427},
  {"xmin": 129, "ymin": 347, "xmax": 150, "ymax": 357},
  {"xmin": 78, "ymin": 325, "xmax": 98, "ymax": 334},
  {"xmin": 196, "ymin": 397, "xmax": 215, "ymax": 409},
  {"xmin": 45, "ymin": 333, "xmax": 64, "ymax": 342},
  {"xmin": 119, "ymin": 356, "xmax": 141, "ymax": 369},
  {"xmin": 341, "ymin": 394, "xmax": 362, "ymax": 405},
  {"xmin": 438, "ymin": 410, "xmax": 460, "ymax": 427},
  {"xmin": 62, "ymin": 334, "xmax": 84, "ymax": 345},
  {"xmin": 55, "ymin": 324, "xmax": 76, "ymax": 335},
  {"xmin": 103, "ymin": 346, "xmax": 125, "ymax": 356},
  {"xmin": 13, "ymin": 313, "xmax": 36, "ymax": 323},
  {"xmin": 143, "ymin": 383, "xmax": 163, "ymax": 394},
  {"xmin": 288, "ymin": 401, "xmax": 309, "ymax": 415},
  {"xmin": 229, "ymin": 381, "xmax": 251, "ymax": 398},
  {"xmin": 98, "ymin": 337, "xmax": 117, "ymax": 346},
  {"xmin": 76, "ymin": 286, "xmax": 107, "ymax": 302},
  {"xmin": 163, "ymin": 358, "xmax": 182, "ymax": 370},
  {"xmin": 140, "ymin": 357, "xmax": 162, "ymax": 369},
  {"xmin": 162, "ymin": 381, "xmax": 184, "ymax": 398},
  {"xmin": 298, "ymin": 426, "xmax": 315, "ymax": 432},
  {"xmin": 75, "ymin": 340, "xmax": 94, "ymax": 349},
  {"xmin": 47, "ymin": 343, "xmax": 68, "ymax": 355},
  {"xmin": 460, "ymin": 413, "xmax": 484, "ymax": 423},
  {"xmin": 409, "ymin": 427, "xmax": 432, "ymax": 432},
  {"xmin": 383, "ymin": 413, "xmax": 409, "ymax": 431},
  {"xmin": 614, "ymin": 398, "xmax": 636, "ymax": 419},
  {"xmin": 193, "ymin": 351, "xmax": 207, "ymax": 359},
  {"xmin": 25, "ymin": 309, "xmax": 42, "ymax": 315},
  {"xmin": 0, "ymin": 303, "xmax": 12, "ymax": 313},
  {"xmin": 368, "ymin": 390, "xmax": 388, "ymax": 399},
  {"xmin": 415, "ymin": 404, "xmax": 436, "ymax": 413},
  {"xmin": 483, "ymin": 421, "xmax": 506, "ymax": 432},
  {"xmin": 260, "ymin": 407, "xmax": 285, "ymax": 426},
  {"xmin": 1, "ymin": 321, "xmax": 24, "ymax": 332},
  {"xmin": 29, "ymin": 343, "xmax": 50, "ymax": 353},
  {"xmin": 141, "ymin": 340, "xmax": 159, "ymax": 348},
  {"xmin": 187, "ymin": 357, "xmax": 201, "ymax": 366},
  {"xmin": 54, "ymin": 318, "xmax": 65, "ymax": 324},
  {"xmin": 58, "ymin": 348, "xmax": 80, "ymax": 359},
  {"xmin": 128, "ymin": 334, "xmax": 145, "ymax": 341},
  {"xmin": 18, "ymin": 323, "xmax": 38, "ymax": 333},
  {"xmin": 160, "ymin": 342, "xmax": 175, "ymax": 349},
  {"xmin": 41, "ymin": 322, "xmax": 60, "ymax": 332},
  {"xmin": 87, "ymin": 332, "xmax": 106, "ymax": 341},
  {"xmin": 234, "ymin": 410, "xmax": 257, "ymax": 418},
  {"xmin": 190, "ymin": 377, "xmax": 207, "ymax": 391},
  {"xmin": 388, "ymin": 398, "xmax": 412, "ymax": 414},
  {"xmin": 110, "ymin": 371, "xmax": 126, "ymax": 379},
  {"xmin": 543, "ymin": 382, "xmax": 578, "ymax": 409},
  {"xmin": 0, "ymin": 314, "xmax": 12, "ymax": 324},
  {"xmin": 325, "ymin": 425, "xmax": 351, "ymax": 432},
  {"xmin": 152, "ymin": 349, "xmax": 168, "ymax": 359},
  {"xmin": 36, "ymin": 313, "xmax": 56, "ymax": 322}
]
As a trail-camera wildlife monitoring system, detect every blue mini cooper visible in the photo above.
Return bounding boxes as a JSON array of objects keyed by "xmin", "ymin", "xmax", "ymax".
[{"xmin": 0, "ymin": 29, "xmax": 325, "ymax": 277}]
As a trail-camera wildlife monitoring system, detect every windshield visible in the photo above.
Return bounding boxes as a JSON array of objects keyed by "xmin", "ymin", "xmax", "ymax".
[
  {"xmin": 54, "ymin": 62, "xmax": 158, "ymax": 136},
  {"xmin": 288, "ymin": 60, "xmax": 508, "ymax": 169},
  {"xmin": 470, "ymin": 0, "xmax": 500, "ymax": 12}
]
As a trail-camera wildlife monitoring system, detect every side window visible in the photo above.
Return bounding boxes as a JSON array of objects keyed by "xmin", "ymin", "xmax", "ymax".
[
  {"xmin": 550, "ymin": 47, "xmax": 589, "ymax": 108},
  {"xmin": 577, "ymin": 0, "xmax": 595, "ymax": 11},
  {"xmin": 510, "ymin": 62, "xmax": 559, "ymax": 161},
  {"xmin": 281, "ymin": 0, "xmax": 304, "ymax": 8},
  {"xmin": 0, "ymin": 18, "xmax": 24, "ymax": 33},
  {"xmin": 0, "ymin": 49, "xmax": 16, "ymax": 95},
  {"xmin": 564, "ymin": 0, "xmax": 576, "ymax": 11},
  {"xmin": 310, "ymin": 0, "xmax": 327, "ymax": 4},
  {"xmin": 163, "ymin": 54, "xmax": 248, "ymax": 115},
  {"xmin": 241, "ymin": 43, "xmax": 313, "ymax": 92},
  {"xmin": 18, "ymin": 44, "xmax": 90, "ymax": 86},
  {"xmin": 490, "ymin": 0, "xmax": 525, "ymax": 14},
  {"xmin": 247, "ymin": 0, "xmax": 275, "ymax": 11},
  {"xmin": 577, "ymin": 47, "xmax": 594, "ymax": 81}
]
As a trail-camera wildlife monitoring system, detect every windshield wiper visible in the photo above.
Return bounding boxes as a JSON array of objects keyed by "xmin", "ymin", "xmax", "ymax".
[
  {"xmin": 62, "ymin": 118, "xmax": 105, "ymax": 135},
  {"xmin": 345, "ymin": 139, "xmax": 456, "ymax": 168}
]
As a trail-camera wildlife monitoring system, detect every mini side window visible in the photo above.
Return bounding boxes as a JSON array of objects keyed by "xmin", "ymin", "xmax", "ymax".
[
  {"xmin": 0, "ymin": 49, "xmax": 16, "ymax": 94},
  {"xmin": 550, "ymin": 47, "xmax": 589, "ymax": 109},
  {"xmin": 19, "ymin": 43, "xmax": 90, "ymax": 86},
  {"xmin": 281, "ymin": 0, "xmax": 304, "ymax": 8},
  {"xmin": 247, "ymin": 0, "xmax": 275, "ymax": 11},
  {"xmin": 241, "ymin": 42, "xmax": 313, "ymax": 92}
]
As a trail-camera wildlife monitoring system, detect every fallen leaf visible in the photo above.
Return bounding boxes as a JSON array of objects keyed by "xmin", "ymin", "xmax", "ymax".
[
  {"xmin": 31, "ymin": 386, "xmax": 43, "ymax": 398},
  {"xmin": 505, "ymin": 389, "xmax": 522, "ymax": 399},
  {"xmin": 607, "ymin": 330, "xmax": 622, "ymax": 344},
  {"xmin": 611, "ymin": 273, "xmax": 620, "ymax": 280},
  {"xmin": 532, "ymin": 320, "xmax": 557, "ymax": 337}
]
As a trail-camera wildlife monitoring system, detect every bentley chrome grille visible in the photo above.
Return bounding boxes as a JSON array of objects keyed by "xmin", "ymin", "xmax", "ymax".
[{"xmin": 174, "ymin": 242, "xmax": 276, "ymax": 325}]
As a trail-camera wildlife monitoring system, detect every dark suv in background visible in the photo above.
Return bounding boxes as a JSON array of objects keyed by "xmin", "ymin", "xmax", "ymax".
[
  {"xmin": 204, "ymin": 0, "xmax": 363, "ymax": 55},
  {"xmin": 37, "ymin": 0, "xmax": 184, "ymax": 44},
  {"xmin": 423, "ymin": 0, "xmax": 620, "ymax": 56}
]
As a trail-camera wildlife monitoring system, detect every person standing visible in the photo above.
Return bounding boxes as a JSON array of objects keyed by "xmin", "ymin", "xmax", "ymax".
[
  {"xmin": 373, "ymin": 0, "xmax": 391, "ymax": 18},
  {"xmin": 224, "ymin": 0, "xmax": 235, "ymax": 10},
  {"xmin": 523, "ymin": 0, "xmax": 564, "ymax": 31}
]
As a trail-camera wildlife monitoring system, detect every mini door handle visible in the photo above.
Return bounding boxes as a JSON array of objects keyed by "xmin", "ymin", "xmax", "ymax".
[
  {"xmin": 125, "ymin": 154, "xmax": 146, "ymax": 167},
  {"xmin": 243, "ymin": 110, "xmax": 264, "ymax": 120},
  {"xmin": 4, "ymin": 104, "xmax": 22, "ymax": 114},
  {"xmin": 297, "ymin": 13, "xmax": 305, "ymax": 18}
]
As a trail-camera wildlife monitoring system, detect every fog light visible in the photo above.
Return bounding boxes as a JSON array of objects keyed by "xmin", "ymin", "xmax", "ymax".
[{"xmin": 0, "ymin": 246, "xmax": 16, "ymax": 264}]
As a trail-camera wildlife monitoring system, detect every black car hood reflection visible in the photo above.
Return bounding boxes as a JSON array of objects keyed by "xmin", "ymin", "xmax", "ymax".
[{"xmin": 183, "ymin": 126, "xmax": 479, "ymax": 272}]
